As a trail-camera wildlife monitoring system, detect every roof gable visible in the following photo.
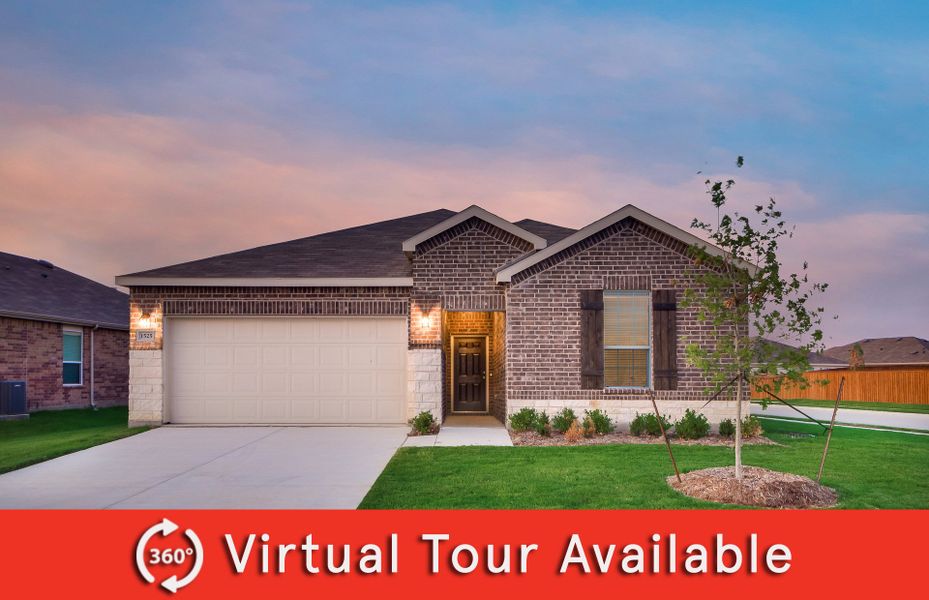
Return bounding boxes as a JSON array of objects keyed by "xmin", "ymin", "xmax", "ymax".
[
  {"xmin": 0, "ymin": 252, "xmax": 128, "ymax": 329},
  {"xmin": 495, "ymin": 204, "xmax": 755, "ymax": 283},
  {"xmin": 401, "ymin": 205, "xmax": 547, "ymax": 253}
]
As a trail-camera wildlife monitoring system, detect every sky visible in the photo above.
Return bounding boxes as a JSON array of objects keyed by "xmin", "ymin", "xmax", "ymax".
[{"xmin": 1, "ymin": 1, "xmax": 927, "ymax": 347}]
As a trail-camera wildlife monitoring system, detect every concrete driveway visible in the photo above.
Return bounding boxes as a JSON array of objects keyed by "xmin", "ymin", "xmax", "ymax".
[{"xmin": 0, "ymin": 426, "xmax": 407, "ymax": 509}]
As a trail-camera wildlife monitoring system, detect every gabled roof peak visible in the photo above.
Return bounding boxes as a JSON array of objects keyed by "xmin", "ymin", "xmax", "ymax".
[{"xmin": 401, "ymin": 205, "xmax": 548, "ymax": 253}]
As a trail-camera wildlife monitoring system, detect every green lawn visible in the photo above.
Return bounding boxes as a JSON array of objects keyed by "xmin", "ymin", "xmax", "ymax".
[
  {"xmin": 0, "ymin": 407, "xmax": 147, "ymax": 474},
  {"xmin": 360, "ymin": 418, "xmax": 929, "ymax": 509},
  {"xmin": 752, "ymin": 399, "xmax": 929, "ymax": 414}
]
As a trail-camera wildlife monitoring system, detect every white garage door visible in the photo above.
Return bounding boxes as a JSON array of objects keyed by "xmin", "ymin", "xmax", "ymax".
[{"xmin": 165, "ymin": 317, "xmax": 407, "ymax": 424}]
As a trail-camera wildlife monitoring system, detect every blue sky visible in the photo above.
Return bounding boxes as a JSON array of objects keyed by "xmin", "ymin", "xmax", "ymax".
[{"xmin": 1, "ymin": 1, "xmax": 927, "ymax": 345}]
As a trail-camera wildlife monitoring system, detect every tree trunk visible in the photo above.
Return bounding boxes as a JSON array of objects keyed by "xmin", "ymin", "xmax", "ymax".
[{"xmin": 734, "ymin": 336, "xmax": 743, "ymax": 480}]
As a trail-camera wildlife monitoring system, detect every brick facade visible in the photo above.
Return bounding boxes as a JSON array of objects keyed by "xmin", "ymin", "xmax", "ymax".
[
  {"xmin": 0, "ymin": 316, "xmax": 128, "ymax": 411},
  {"xmin": 506, "ymin": 221, "xmax": 745, "ymax": 427},
  {"xmin": 125, "ymin": 213, "xmax": 744, "ymax": 427}
]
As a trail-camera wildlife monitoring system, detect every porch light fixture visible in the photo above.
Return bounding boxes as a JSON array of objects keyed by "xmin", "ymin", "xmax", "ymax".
[
  {"xmin": 419, "ymin": 314, "xmax": 433, "ymax": 330},
  {"xmin": 138, "ymin": 312, "xmax": 152, "ymax": 329}
]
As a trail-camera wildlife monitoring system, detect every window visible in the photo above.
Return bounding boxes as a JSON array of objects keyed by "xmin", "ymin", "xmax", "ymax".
[
  {"xmin": 604, "ymin": 291, "xmax": 650, "ymax": 387},
  {"xmin": 63, "ymin": 328, "xmax": 83, "ymax": 385}
]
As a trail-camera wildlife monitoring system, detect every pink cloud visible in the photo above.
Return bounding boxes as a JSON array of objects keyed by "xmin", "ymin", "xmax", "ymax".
[{"xmin": 0, "ymin": 105, "xmax": 924, "ymax": 344}]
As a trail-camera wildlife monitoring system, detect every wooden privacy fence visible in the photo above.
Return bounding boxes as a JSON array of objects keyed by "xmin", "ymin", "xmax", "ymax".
[{"xmin": 751, "ymin": 365, "xmax": 929, "ymax": 405}]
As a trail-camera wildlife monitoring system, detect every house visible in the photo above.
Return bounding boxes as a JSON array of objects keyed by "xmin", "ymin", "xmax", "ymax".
[
  {"xmin": 752, "ymin": 337, "xmax": 847, "ymax": 371},
  {"xmin": 825, "ymin": 337, "xmax": 929, "ymax": 366},
  {"xmin": 116, "ymin": 205, "xmax": 745, "ymax": 428},
  {"xmin": 0, "ymin": 252, "xmax": 129, "ymax": 411}
]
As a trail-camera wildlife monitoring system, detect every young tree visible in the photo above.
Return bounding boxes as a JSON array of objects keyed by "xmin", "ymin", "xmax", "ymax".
[{"xmin": 682, "ymin": 157, "xmax": 829, "ymax": 479}]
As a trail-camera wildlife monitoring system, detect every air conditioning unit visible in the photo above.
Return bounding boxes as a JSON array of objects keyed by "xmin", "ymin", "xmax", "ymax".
[{"xmin": 0, "ymin": 381, "xmax": 27, "ymax": 416}]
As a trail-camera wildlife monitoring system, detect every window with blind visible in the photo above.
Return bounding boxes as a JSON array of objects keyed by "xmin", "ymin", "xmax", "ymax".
[
  {"xmin": 604, "ymin": 291, "xmax": 651, "ymax": 387},
  {"xmin": 63, "ymin": 328, "xmax": 83, "ymax": 385}
]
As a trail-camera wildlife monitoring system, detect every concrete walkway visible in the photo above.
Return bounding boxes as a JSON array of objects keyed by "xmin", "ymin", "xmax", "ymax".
[
  {"xmin": 752, "ymin": 404, "xmax": 929, "ymax": 431},
  {"xmin": 0, "ymin": 426, "xmax": 408, "ymax": 509},
  {"xmin": 403, "ymin": 415, "xmax": 513, "ymax": 447}
]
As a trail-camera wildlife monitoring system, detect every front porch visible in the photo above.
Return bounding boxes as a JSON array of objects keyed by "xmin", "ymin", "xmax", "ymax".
[
  {"xmin": 442, "ymin": 310, "xmax": 506, "ymax": 422},
  {"xmin": 403, "ymin": 415, "xmax": 512, "ymax": 447}
]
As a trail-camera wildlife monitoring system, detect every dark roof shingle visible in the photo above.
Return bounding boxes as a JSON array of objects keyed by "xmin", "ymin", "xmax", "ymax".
[
  {"xmin": 121, "ymin": 209, "xmax": 578, "ymax": 281},
  {"xmin": 825, "ymin": 337, "xmax": 929, "ymax": 365},
  {"xmin": 122, "ymin": 209, "xmax": 457, "ymax": 279},
  {"xmin": 0, "ymin": 252, "xmax": 128, "ymax": 329}
]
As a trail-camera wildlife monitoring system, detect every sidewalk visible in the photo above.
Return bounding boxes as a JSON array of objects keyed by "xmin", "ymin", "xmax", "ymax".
[
  {"xmin": 751, "ymin": 404, "xmax": 929, "ymax": 431},
  {"xmin": 403, "ymin": 415, "xmax": 513, "ymax": 447}
]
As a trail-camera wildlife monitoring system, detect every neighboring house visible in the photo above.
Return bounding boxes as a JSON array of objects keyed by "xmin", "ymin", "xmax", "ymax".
[
  {"xmin": 0, "ymin": 252, "xmax": 129, "ymax": 411},
  {"xmin": 825, "ymin": 337, "xmax": 929, "ymax": 366},
  {"xmin": 752, "ymin": 337, "xmax": 847, "ymax": 371},
  {"xmin": 116, "ymin": 205, "xmax": 746, "ymax": 428}
]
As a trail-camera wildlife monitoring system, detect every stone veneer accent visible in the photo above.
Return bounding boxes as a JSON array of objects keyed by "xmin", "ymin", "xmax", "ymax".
[
  {"xmin": 407, "ymin": 348, "xmax": 442, "ymax": 420},
  {"xmin": 128, "ymin": 349, "xmax": 163, "ymax": 426}
]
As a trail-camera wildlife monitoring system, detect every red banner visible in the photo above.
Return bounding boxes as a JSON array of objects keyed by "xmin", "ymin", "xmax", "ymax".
[{"xmin": 0, "ymin": 510, "xmax": 924, "ymax": 598}]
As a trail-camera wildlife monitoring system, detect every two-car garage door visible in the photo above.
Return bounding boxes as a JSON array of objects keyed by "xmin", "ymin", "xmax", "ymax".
[{"xmin": 165, "ymin": 317, "xmax": 407, "ymax": 424}]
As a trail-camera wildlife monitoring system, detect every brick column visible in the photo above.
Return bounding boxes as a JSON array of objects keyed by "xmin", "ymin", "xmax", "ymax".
[{"xmin": 128, "ymin": 295, "xmax": 164, "ymax": 426}]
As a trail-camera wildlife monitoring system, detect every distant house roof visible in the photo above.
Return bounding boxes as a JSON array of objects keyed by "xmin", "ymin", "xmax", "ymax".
[
  {"xmin": 825, "ymin": 337, "xmax": 929, "ymax": 366},
  {"xmin": 752, "ymin": 337, "xmax": 847, "ymax": 368},
  {"xmin": 0, "ymin": 252, "xmax": 128, "ymax": 330}
]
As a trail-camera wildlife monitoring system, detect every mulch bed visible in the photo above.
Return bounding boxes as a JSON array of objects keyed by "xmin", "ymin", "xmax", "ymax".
[
  {"xmin": 510, "ymin": 431, "xmax": 777, "ymax": 447},
  {"xmin": 667, "ymin": 466, "xmax": 838, "ymax": 508}
]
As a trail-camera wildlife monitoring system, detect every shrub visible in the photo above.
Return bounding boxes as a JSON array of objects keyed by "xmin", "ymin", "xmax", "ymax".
[
  {"xmin": 408, "ymin": 411, "xmax": 438, "ymax": 435},
  {"xmin": 508, "ymin": 407, "xmax": 541, "ymax": 432},
  {"xmin": 718, "ymin": 418, "xmax": 735, "ymax": 437},
  {"xmin": 584, "ymin": 409, "xmax": 614, "ymax": 435},
  {"xmin": 564, "ymin": 420, "xmax": 584, "ymax": 443},
  {"xmin": 742, "ymin": 415, "xmax": 763, "ymax": 437},
  {"xmin": 551, "ymin": 408, "xmax": 578, "ymax": 433},
  {"xmin": 629, "ymin": 412, "xmax": 672, "ymax": 437},
  {"xmin": 534, "ymin": 411, "xmax": 551, "ymax": 436},
  {"xmin": 674, "ymin": 408, "xmax": 710, "ymax": 440},
  {"xmin": 582, "ymin": 416, "xmax": 596, "ymax": 438}
]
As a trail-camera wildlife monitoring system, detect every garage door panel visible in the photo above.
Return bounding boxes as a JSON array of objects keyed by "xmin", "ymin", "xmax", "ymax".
[
  {"xmin": 233, "ymin": 319, "xmax": 260, "ymax": 341},
  {"xmin": 232, "ymin": 373, "xmax": 258, "ymax": 393},
  {"xmin": 203, "ymin": 345, "xmax": 232, "ymax": 367},
  {"xmin": 291, "ymin": 373, "xmax": 318, "ymax": 394},
  {"xmin": 348, "ymin": 372, "xmax": 374, "ymax": 395},
  {"xmin": 204, "ymin": 321, "xmax": 233, "ymax": 342},
  {"xmin": 167, "ymin": 317, "xmax": 406, "ymax": 424},
  {"xmin": 289, "ymin": 345, "xmax": 317, "ymax": 367},
  {"xmin": 376, "ymin": 345, "xmax": 405, "ymax": 368},
  {"xmin": 233, "ymin": 399, "xmax": 259, "ymax": 420},
  {"xmin": 234, "ymin": 346, "xmax": 259, "ymax": 368},
  {"xmin": 203, "ymin": 373, "xmax": 230, "ymax": 393}
]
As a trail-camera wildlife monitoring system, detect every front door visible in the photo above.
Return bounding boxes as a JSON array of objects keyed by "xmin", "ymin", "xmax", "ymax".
[{"xmin": 453, "ymin": 337, "xmax": 487, "ymax": 413}]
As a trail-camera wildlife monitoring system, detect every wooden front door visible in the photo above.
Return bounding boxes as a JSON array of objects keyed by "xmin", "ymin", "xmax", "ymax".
[{"xmin": 453, "ymin": 337, "xmax": 487, "ymax": 412}]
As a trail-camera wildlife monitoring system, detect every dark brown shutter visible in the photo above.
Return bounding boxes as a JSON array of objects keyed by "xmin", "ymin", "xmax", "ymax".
[
  {"xmin": 580, "ymin": 290, "xmax": 604, "ymax": 389},
  {"xmin": 652, "ymin": 289, "xmax": 678, "ymax": 390}
]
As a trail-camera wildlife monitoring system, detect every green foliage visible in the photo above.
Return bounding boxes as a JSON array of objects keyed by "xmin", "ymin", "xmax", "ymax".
[
  {"xmin": 508, "ymin": 408, "xmax": 541, "ymax": 432},
  {"xmin": 551, "ymin": 408, "xmax": 578, "ymax": 433},
  {"xmin": 674, "ymin": 409, "xmax": 711, "ymax": 440},
  {"xmin": 534, "ymin": 411, "xmax": 552, "ymax": 437},
  {"xmin": 629, "ymin": 412, "xmax": 670, "ymax": 436},
  {"xmin": 718, "ymin": 418, "xmax": 736, "ymax": 437},
  {"xmin": 584, "ymin": 409, "xmax": 614, "ymax": 434},
  {"xmin": 741, "ymin": 415, "xmax": 763, "ymax": 437},
  {"xmin": 681, "ymin": 156, "xmax": 830, "ymax": 402},
  {"xmin": 408, "ymin": 411, "xmax": 438, "ymax": 435}
]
